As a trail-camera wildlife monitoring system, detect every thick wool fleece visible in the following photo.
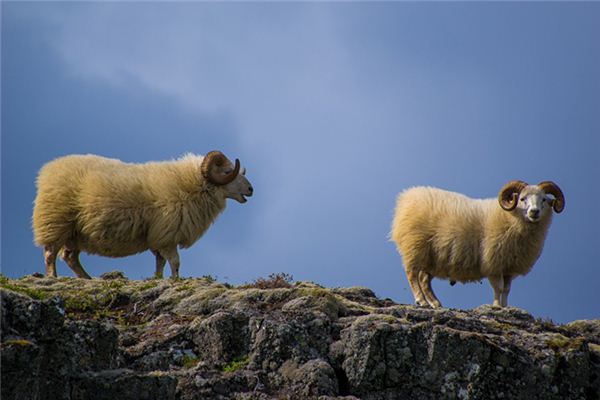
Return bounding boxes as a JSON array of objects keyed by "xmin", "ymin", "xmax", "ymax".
[
  {"xmin": 33, "ymin": 154, "xmax": 227, "ymax": 257},
  {"xmin": 391, "ymin": 186, "xmax": 552, "ymax": 282}
]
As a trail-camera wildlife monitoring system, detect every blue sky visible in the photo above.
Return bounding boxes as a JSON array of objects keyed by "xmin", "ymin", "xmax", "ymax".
[{"xmin": 2, "ymin": 2, "xmax": 599, "ymax": 323}]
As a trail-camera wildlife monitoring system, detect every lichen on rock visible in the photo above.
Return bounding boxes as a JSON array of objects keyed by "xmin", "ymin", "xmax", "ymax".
[{"xmin": 1, "ymin": 274, "xmax": 599, "ymax": 399}]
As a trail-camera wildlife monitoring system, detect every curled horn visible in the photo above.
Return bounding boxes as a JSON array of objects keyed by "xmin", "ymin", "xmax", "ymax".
[
  {"xmin": 498, "ymin": 180, "xmax": 528, "ymax": 211},
  {"xmin": 538, "ymin": 181, "xmax": 565, "ymax": 213},
  {"xmin": 201, "ymin": 151, "xmax": 240, "ymax": 186}
]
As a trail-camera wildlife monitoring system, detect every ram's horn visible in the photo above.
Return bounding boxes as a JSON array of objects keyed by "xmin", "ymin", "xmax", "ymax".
[
  {"xmin": 202, "ymin": 151, "xmax": 240, "ymax": 186},
  {"xmin": 498, "ymin": 180, "xmax": 528, "ymax": 211},
  {"xmin": 538, "ymin": 181, "xmax": 565, "ymax": 213}
]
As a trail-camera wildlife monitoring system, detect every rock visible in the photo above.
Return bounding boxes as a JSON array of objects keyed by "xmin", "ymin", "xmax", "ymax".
[
  {"xmin": 1, "ymin": 277, "xmax": 599, "ymax": 399},
  {"xmin": 100, "ymin": 270, "xmax": 127, "ymax": 280},
  {"xmin": 280, "ymin": 358, "xmax": 339, "ymax": 397},
  {"xmin": 71, "ymin": 369, "xmax": 177, "ymax": 400},
  {"xmin": 188, "ymin": 311, "xmax": 250, "ymax": 367},
  {"xmin": 0, "ymin": 290, "xmax": 121, "ymax": 400}
]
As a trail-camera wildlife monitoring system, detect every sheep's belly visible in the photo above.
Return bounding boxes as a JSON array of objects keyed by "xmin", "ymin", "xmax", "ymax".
[
  {"xmin": 78, "ymin": 238, "xmax": 149, "ymax": 258},
  {"xmin": 75, "ymin": 223, "xmax": 149, "ymax": 257},
  {"xmin": 429, "ymin": 265, "xmax": 483, "ymax": 283}
]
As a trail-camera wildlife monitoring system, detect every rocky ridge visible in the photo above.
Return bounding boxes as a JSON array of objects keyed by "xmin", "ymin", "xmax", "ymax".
[{"xmin": 1, "ymin": 273, "xmax": 599, "ymax": 400}]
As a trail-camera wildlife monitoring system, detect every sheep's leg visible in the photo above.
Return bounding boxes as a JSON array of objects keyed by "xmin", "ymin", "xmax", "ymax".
[
  {"xmin": 62, "ymin": 248, "xmax": 92, "ymax": 279},
  {"xmin": 44, "ymin": 246, "xmax": 58, "ymax": 278},
  {"xmin": 405, "ymin": 268, "xmax": 429, "ymax": 307},
  {"xmin": 501, "ymin": 275, "xmax": 513, "ymax": 307},
  {"xmin": 151, "ymin": 250, "xmax": 166, "ymax": 279},
  {"xmin": 160, "ymin": 247, "xmax": 181, "ymax": 279},
  {"xmin": 419, "ymin": 271, "xmax": 442, "ymax": 308},
  {"xmin": 488, "ymin": 275, "xmax": 504, "ymax": 307}
]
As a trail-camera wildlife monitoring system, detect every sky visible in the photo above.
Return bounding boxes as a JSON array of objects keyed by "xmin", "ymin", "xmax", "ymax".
[{"xmin": 1, "ymin": 2, "xmax": 599, "ymax": 324}]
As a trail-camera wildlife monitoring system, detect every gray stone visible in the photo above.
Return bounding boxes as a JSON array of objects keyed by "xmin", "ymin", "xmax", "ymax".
[{"xmin": 1, "ymin": 276, "xmax": 599, "ymax": 400}]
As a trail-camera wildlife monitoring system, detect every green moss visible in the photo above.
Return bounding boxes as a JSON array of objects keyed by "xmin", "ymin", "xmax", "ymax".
[
  {"xmin": 381, "ymin": 315, "xmax": 398, "ymax": 323},
  {"xmin": 546, "ymin": 334, "xmax": 585, "ymax": 352},
  {"xmin": 138, "ymin": 281, "xmax": 159, "ymax": 291},
  {"xmin": 62, "ymin": 280, "xmax": 128, "ymax": 321},
  {"xmin": 102, "ymin": 280, "xmax": 125, "ymax": 291},
  {"xmin": 491, "ymin": 321, "xmax": 516, "ymax": 331},
  {"xmin": 297, "ymin": 287, "xmax": 332, "ymax": 298},
  {"xmin": 63, "ymin": 292, "xmax": 97, "ymax": 314},
  {"xmin": 294, "ymin": 287, "xmax": 347, "ymax": 318},
  {"xmin": 182, "ymin": 354, "xmax": 200, "ymax": 369},
  {"xmin": 0, "ymin": 282, "xmax": 49, "ymax": 300},
  {"xmin": 222, "ymin": 355, "xmax": 249, "ymax": 372}
]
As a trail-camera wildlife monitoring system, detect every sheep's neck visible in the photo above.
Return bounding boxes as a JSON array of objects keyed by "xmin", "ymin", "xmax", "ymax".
[
  {"xmin": 173, "ymin": 186, "xmax": 226, "ymax": 249},
  {"xmin": 486, "ymin": 212, "xmax": 553, "ymax": 276}
]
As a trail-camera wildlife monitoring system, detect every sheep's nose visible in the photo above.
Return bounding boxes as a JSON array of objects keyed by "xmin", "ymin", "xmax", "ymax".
[
  {"xmin": 529, "ymin": 209, "xmax": 540, "ymax": 218},
  {"xmin": 248, "ymin": 186, "xmax": 254, "ymax": 195}
]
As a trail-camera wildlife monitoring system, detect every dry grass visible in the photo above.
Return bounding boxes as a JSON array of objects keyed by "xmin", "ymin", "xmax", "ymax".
[{"xmin": 249, "ymin": 273, "xmax": 294, "ymax": 289}]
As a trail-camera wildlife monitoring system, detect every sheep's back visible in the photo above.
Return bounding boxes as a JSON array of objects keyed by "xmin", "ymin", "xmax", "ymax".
[{"xmin": 75, "ymin": 156, "xmax": 207, "ymax": 255}]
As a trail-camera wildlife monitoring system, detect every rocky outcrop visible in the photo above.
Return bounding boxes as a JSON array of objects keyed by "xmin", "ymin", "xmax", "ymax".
[{"xmin": 1, "ymin": 274, "xmax": 599, "ymax": 399}]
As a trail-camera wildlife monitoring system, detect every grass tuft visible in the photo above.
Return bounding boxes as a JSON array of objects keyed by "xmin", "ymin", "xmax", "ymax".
[
  {"xmin": 0, "ymin": 339, "xmax": 35, "ymax": 349},
  {"xmin": 250, "ymin": 273, "xmax": 294, "ymax": 289},
  {"xmin": 182, "ymin": 354, "xmax": 200, "ymax": 369},
  {"xmin": 222, "ymin": 355, "xmax": 249, "ymax": 372}
]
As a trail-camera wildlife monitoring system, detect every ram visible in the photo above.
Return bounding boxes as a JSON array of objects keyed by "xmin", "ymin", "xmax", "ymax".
[
  {"xmin": 32, "ymin": 151, "xmax": 253, "ymax": 279},
  {"xmin": 391, "ymin": 181, "xmax": 564, "ymax": 308}
]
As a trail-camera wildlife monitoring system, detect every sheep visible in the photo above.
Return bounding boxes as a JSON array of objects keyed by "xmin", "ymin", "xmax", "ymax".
[
  {"xmin": 32, "ymin": 151, "xmax": 253, "ymax": 279},
  {"xmin": 390, "ymin": 180, "xmax": 565, "ymax": 308}
]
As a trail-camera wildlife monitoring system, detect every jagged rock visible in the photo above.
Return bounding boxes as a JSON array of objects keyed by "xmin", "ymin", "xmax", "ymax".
[
  {"xmin": 188, "ymin": 311, "xmax": 250, "ymax": 367},
  {"xmin": 100, "ymin": 271, "xmax": 127, "ymax": 280},
  {"xmin": 1, "ymin": 290, "xmax": 121, "ymax": 400},
  {"xmin": 280, "ymin": 358, "xmax": 339, "ymax": 396},
  {"xmin": 1, "ymin": 275, "xmax": 599, "ymax": 399},
  {"xmin": 71, "ymin": 369, "xmax": 177, "ymax": 400}
]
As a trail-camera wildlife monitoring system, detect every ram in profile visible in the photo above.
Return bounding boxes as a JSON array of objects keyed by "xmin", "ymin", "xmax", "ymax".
[
  {"xmin": 391, "ymin": 181, "xmax": 564, "ymax": 308},
  {"xmin": 32, "ymin": 151, "xmax": 253, "ymax": 279}
]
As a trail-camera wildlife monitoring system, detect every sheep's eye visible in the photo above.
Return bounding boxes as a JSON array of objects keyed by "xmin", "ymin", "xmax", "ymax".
[
  {"xmin": 542, "ymin": 198, "xmax": 546, "ymax": 203},
  {"xmin": 520, "ymin": 198, "xmax": 526, "ymax": 202}
]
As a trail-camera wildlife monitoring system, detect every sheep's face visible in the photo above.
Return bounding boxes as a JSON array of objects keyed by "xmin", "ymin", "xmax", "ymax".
[
  {"xmin": 499, "ymin": 180, "xmax": 564, "ymax": 219},
  {"xmin": 222, "ymin": 166, "xmax": 254, "ymax": 204},
  {"xmin": 516, "ymin": 186, "xmax": 553, "ymax": 223}
]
